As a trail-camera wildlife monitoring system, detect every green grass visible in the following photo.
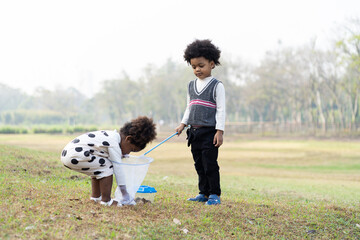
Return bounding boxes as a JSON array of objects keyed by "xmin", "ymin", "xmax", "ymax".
[{"xmin": 0, "ymin": 134, "xmax": 360, "ymax": 239}]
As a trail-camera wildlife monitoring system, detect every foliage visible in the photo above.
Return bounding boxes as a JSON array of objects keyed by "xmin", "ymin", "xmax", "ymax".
[
  {"xmin": 32, "ymin": 127, "xmax": 63, "ymax": 134},
  {"xmin": 0, "ymin": 126, "xmax": 28, "ymax": 134},
  {"xmin": 0, "ymin": 19, "xmax": 360, "ymax": 134},
  {"xmin": 0, "ymin": 125, "xmax": 100, "ymax": 135},
  {"xmin": 0, "ymin": 110, "xmax": 66, "ymax": 125},
  {"xmin": 0, "ymin": 84, "xmax": 26, "ymax": 112}
]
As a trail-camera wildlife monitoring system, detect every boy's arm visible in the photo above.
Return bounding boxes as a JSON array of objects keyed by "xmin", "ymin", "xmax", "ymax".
[{"xmin": 214, "ymin": 82, "xmax": 225, "ymax": 147}]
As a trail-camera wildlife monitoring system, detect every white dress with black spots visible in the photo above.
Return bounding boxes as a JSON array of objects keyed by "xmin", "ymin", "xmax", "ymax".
[{"xmin": 61, "ymin": 130, "xmax": 125, "ymax": 184}]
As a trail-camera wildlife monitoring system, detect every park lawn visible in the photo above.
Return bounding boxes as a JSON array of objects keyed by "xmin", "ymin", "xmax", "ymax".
[{"xmin": 0, "ymin": 134, "xmax": 359, "ymax": 239}]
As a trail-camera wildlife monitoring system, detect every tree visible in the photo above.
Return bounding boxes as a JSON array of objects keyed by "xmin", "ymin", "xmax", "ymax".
[
  {"xmin": 95, "ymin": 73, "xmax": 141, "ymax": 124},
  {"xmin": 0, "ymin": 84, "xmax": 26, "ymax": 112},
  {"xmin": 336, "ymin": 18, "xmax": 360, "ymax": 129},
  {"xmin": 33, "ymin": 87, "xmax": 87, "ymax": 125}
]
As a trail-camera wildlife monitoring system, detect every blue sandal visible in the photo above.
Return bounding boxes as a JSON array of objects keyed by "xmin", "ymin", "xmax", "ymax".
[
  {"xmin": 205, "ymin": 194, "xmax": 221, "ymax": 205},
  {"xmin": 187, "ymin": 194, "xmax": 208, "ymax": 202}
]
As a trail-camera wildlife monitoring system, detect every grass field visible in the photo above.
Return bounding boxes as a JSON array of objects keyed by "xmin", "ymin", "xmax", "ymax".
[{"xmin": 0, "ymin": 133, "xmax": 360, "ymax": 239}]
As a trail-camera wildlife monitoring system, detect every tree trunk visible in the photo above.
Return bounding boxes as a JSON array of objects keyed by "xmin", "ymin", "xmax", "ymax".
[
  {"xmin": 316, "ymin": 90, "xmax": 326, "ymax": 133},
  {"xmin": 350, "ymin": 92, "xmax": 359, "ymax": 131}
]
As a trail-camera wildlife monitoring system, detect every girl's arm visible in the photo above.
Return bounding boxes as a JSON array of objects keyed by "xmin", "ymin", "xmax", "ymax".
[{"xmin": 109, "ymin": 146, "xmax": 126, "ymax": 186}]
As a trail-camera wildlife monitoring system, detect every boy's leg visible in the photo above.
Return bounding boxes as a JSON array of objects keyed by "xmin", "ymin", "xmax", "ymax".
[
  {"xmin": 99, "ymin": 175, "xmax": 113, "ymax": 202},
  {"xmin": 200, "ymin": 127, "xmax": 221, "ymax": 196},
  {"xmin": 188, "ymin": 127, "xmax": 209, "ymax": 197},
  {"xmin": 191, "ymin": 148, "xmax": 210, "ymax": 196},
  {"xmin": 202, "ymin": 134, "xmax": 221, "ymax": 205},
  {"xmin": 91, "ymin": 177, "xmax": 101, "ymax": 198},
  {"xmin": 202, "ymin": 147, "xmax": 220, "ymax": 196}
]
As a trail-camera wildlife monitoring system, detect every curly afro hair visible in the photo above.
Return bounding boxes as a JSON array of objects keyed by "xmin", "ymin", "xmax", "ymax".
[
  {"xmin": 120, "ymin": 116, "xmax": 157, "ymax": 150},
  {"xmin": 184, "ymin": 39, "xmax": 221, "ymax": 65}
]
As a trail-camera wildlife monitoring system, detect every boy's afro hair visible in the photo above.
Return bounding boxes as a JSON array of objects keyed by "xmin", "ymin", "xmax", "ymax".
[
  {"xmin": 184, "ymin": 39, "xmax": 221, "ymax": 65},
  {"xmin": 120, "ymin": 116, "xmax": 156, "ymax": 150}
]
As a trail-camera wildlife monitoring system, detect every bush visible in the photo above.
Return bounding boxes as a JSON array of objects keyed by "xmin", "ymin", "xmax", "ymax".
[
  {"xmin": 20, "ymin": 128, "xmax": 28, "ymax": 134},
  {"xmin": 65, "ymin": 126, "xmax": 98, "ymax": 134},
  {"xmin": 73, "ymin": 126, "xmax": 87, "ymax": 133},
  {"xmin": 46, "ymin": 127, "xmax": 63, "ymax": 134},
  {"xmin": 0, "ymin": 126, "xmax": 28, "ymax": 134},
  {"xmin": 0, "ymin": 125, "xmax": 98, "ymax": 135},
  {"xmin": 65, "ymin": 127, "xmax": 74, "ymax": 134},
  {"xmin": 33, "ymin": 128, "xmax": 47, "ymax": 134},
  {"xmin": 0, "ymin": 127, "xmax": 17, "ymax": 134},
  {"xmin": 33, "ymin": 127, "xmax": 63, "ymax": 134}
]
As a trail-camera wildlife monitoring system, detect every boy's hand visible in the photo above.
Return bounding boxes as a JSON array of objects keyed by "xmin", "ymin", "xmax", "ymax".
[
  {"xmin": 213, "ymin": 130, "xmax": 223, "ymax": 147},
  {"xmin": 175, "ymin": 123, "xmax": 186, "ymax": 136}
]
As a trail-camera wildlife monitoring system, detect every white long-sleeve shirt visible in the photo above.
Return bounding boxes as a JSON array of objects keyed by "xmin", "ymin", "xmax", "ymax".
[
  {"xmin": 107, "ymin": 131, "xmax": 126, "ymax": 186},
  {"xmin": 181, "ymin": 76, "xmax": 226, "ymax": 131}
]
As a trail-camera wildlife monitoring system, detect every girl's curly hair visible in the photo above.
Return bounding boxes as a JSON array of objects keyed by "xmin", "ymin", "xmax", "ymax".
[
  {"xmin": 184, "ymin": 39, "xmax": 221, "ymax": 65},
  {"xmin": 120, "ymin": 116, "xmax": 156, "ymax": 150}
]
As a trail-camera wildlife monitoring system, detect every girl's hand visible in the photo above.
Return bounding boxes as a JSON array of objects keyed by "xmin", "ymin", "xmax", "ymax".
[
  {"xmin": 213, "ymin": 130, "xmax": 223, "ymax": 147},
  {"xmin": 119, "ymin": 185, "xmax": 134, "ymax": 204},
  {"xmin": 175, "ymin": 123, "xmax": 186, "ymax": 136}
]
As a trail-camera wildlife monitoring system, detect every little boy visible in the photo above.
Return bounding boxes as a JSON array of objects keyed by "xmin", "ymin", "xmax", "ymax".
[{"xmin": 175, "ymin": 39, "xmax": 225, "ymax": 205}]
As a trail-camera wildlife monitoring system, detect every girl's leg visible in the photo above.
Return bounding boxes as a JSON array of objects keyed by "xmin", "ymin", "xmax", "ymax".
[
  {"xmin": 91, "ymin": 177, "xmax": 101, "ymax": 198},
  {"xmin": 99, "ymin": 175, "xmax": 113, "ymax": 202}
]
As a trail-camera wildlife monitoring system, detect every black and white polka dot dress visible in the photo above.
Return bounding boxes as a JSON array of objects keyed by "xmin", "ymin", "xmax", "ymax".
[{"xmin": 61, "ymin": 130, "xmax": 124, "ymax": 181}]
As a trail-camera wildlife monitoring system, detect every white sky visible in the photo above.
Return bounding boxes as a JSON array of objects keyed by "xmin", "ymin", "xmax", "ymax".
[{"xmin": 0, "ymin": 0, "xmax": 359, "ymax": 97}]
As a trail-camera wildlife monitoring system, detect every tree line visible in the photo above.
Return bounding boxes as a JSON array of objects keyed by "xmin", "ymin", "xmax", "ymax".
[{"xmin": 1, "ymin": 19, "xmax": 359, "ymax": 135}]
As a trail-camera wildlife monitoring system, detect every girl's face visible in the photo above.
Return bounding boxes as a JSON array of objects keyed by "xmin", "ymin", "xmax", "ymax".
[
  {"xmin": 120, "ymin": 136, "xmax": 141, "ymax": 155},
  {"xmin": 190, "ymin": 57, "xmax": 215, "ymax": 80}
]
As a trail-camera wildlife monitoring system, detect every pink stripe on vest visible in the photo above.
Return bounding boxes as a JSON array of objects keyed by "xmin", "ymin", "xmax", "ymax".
[{"xmin": 189, "ymin": 99, "xmax": 216, "ymax": 109}]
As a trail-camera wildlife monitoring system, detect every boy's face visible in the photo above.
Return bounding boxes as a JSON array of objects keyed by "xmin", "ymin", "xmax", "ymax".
[{"xmin": 190, "ymin": 57, "xmax": 214, "ymax": 80}]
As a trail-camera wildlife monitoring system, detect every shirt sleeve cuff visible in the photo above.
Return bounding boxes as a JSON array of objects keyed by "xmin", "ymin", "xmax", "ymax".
[{"xmin": 216, "ymin": 124, "xmax": 225, "ymax": 132}]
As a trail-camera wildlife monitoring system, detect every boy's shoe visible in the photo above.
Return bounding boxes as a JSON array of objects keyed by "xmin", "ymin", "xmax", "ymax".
[
  {"xmin": 205, "ymin": 194, "xmax": 221, "ymax": 205},
  {"xmin": 187, "ymin": 194, "xmax": 208, "ymax": 202}
]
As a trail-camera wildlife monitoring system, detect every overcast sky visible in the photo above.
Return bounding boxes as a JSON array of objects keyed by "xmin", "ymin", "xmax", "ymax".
[{"xmin": 0, "ymin": 0, "xmax": 359, "ymax": 97}]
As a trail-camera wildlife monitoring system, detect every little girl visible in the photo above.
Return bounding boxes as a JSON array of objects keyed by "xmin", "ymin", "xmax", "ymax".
[{"xmin": 60, "ymin": 116, "xmax": 156, "ymax": 206}]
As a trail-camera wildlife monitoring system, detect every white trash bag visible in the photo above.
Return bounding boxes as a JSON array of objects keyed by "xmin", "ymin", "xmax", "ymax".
[{"xmin": 113, "ymin": 155, "xmax": 153, "ymax": 205}]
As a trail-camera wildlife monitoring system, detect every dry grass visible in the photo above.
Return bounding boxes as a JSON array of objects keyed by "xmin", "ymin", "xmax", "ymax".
[{"xmin": 0, "ymin": 134, "xmax": 360, "ymax": 239}]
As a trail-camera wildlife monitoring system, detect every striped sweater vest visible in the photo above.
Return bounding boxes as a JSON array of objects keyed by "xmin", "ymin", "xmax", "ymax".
[{"xmin": 187, "ymin": 78, "xmax": 220, "ymax": 127}]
